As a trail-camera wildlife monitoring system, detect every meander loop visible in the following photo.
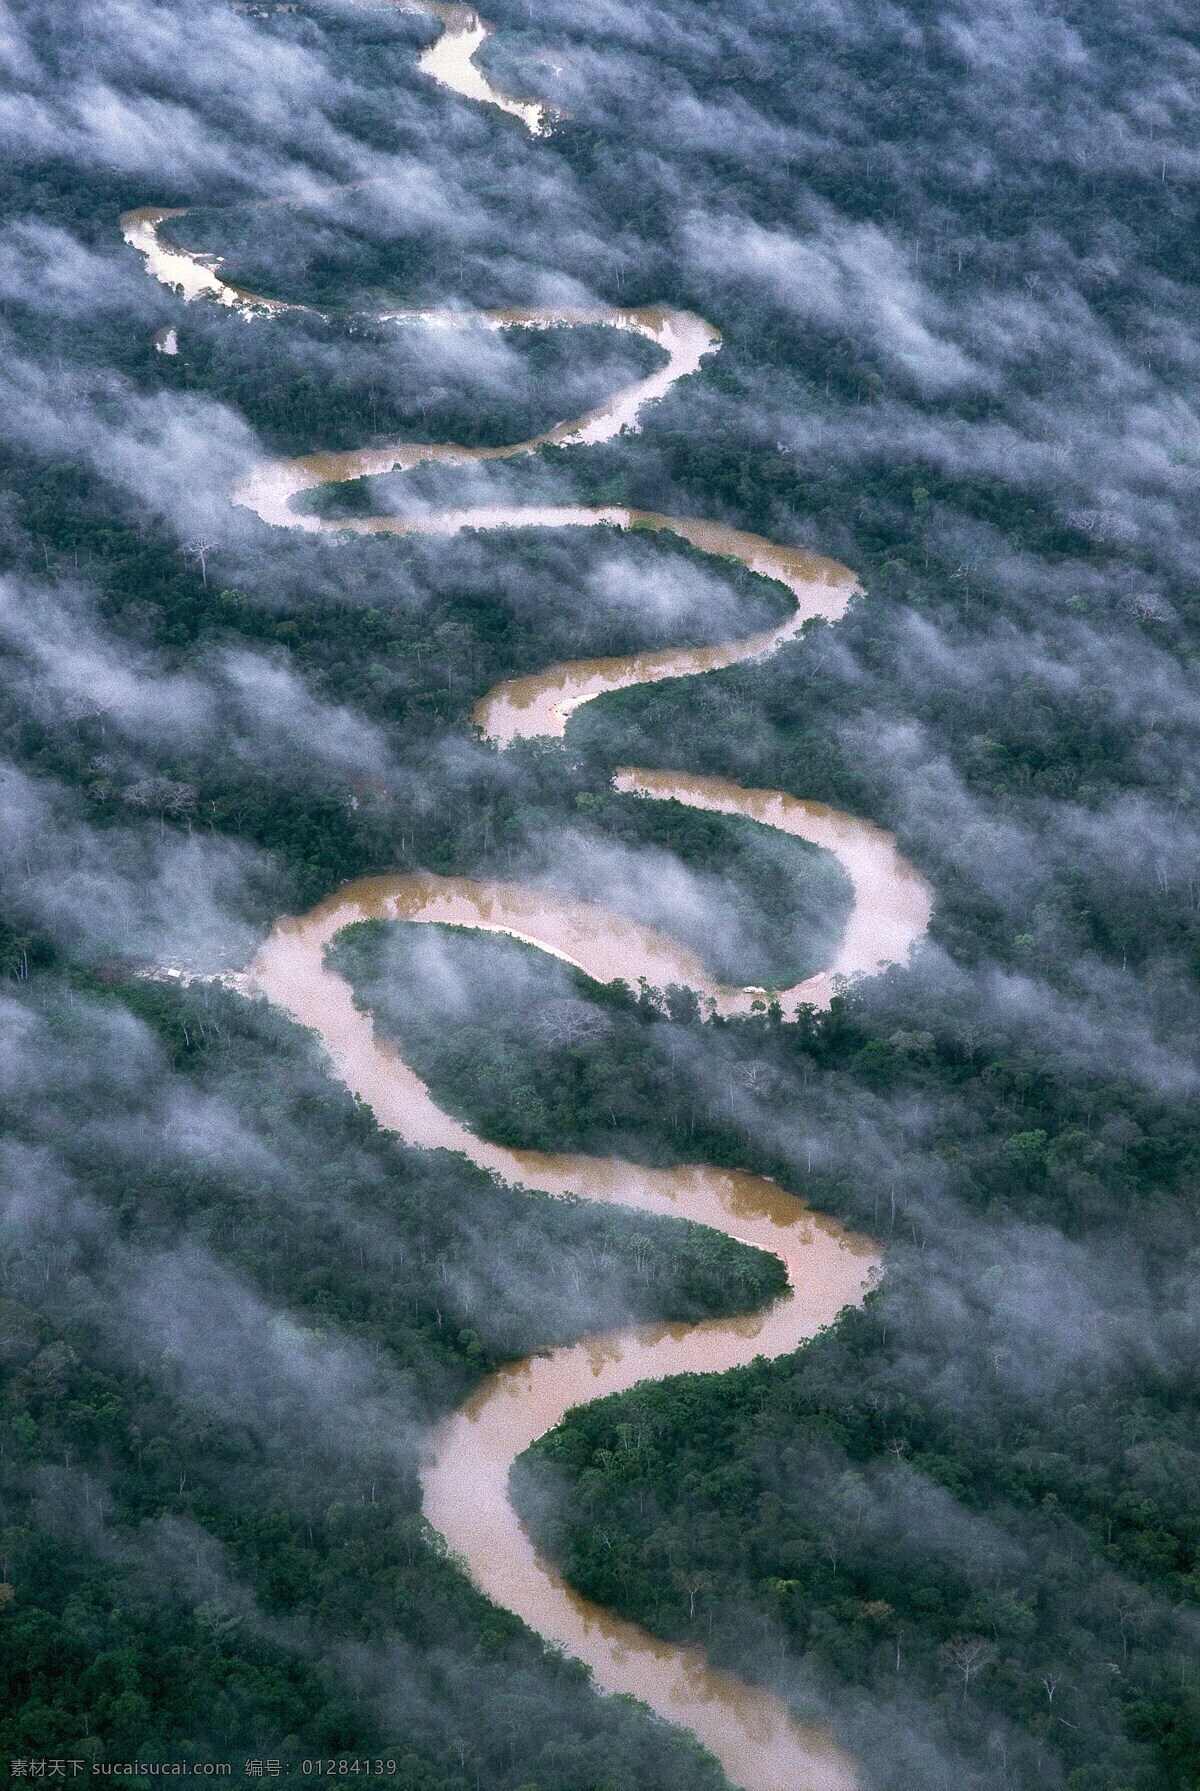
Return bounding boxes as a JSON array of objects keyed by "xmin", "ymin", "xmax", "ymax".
[{"xmin": 128, "ymin": 8, "xmax": 933, "ymax": 1786}]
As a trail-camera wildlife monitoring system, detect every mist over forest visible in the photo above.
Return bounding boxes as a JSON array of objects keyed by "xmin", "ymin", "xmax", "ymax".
[{"xmin": 1, "ymin": 0, "xmax": 1198, "ymax": 1787}]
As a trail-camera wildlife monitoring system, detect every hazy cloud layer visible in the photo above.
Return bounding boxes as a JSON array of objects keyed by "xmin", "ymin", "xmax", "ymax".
[{"xmin": 1, "ymin": 0, "xmax": 1198, "ymax": 1784}]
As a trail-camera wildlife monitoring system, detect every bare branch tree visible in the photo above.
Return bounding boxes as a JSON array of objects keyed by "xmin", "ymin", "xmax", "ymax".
[
  {"xmin": 1068, "ymin": 507, "xmax": 1136, "ymax": 546},
  {"xmin": 185, "ymin": 538, "xmax": 216, "ymax": 586},
  {"xmin": 123, "ymin": 777, "xmax": 198, "ymax": 825},
  {"xmin": 940, "ymin": 1635, "xmax": 996, "ymax": 1700},
  {"xmin": 672, "ymin": 1568, "xmax": 714, "ymax": 1620},
  {"xmin": 732, "ymin": 1059, "xmax": 779, "ymax": 1096},
  {"xmin": 1119, "ymin": 590, "xmax": 1175, "ymax": 624},
  {"xmin": 534, "ymin": 998, "xmax": 612, "ymax": 1049}
]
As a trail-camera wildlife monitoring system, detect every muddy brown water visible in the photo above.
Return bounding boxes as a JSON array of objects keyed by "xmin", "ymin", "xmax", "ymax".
[
  {"xmin": 126, "ymin": 18, "xmax": 936, "ymax": 1782},
  {"xmin": 247, "ymin": 852, "xmax": 884, "ymax": 1791},
  {"xmin": 241, "ymin": 777, "xmax": 928, "ymax": 1791}
]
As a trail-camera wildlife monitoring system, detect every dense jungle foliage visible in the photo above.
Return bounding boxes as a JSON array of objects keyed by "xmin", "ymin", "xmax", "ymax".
[
  {"xmin": 336, "ymin": 919, "xmax": 1200, "ymax": 1788},
  {"xmin": 0, "ymin": 971, "xmax": 772, "ymax": 1784},
  {"xmin": 1, "ymin": 0, "xmax": 1198, "ymax": 1787}
]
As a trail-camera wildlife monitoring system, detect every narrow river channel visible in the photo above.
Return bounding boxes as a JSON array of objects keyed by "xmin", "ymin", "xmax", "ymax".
[{"xmin": 126, "ymin": 10, "xmax": 934, "ymax": 1782}]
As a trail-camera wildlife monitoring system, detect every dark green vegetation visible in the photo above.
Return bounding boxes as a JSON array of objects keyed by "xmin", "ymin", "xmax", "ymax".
[
  {"xmin": 0, "ymin": 972, "xmax": 757, "ymax": 1785},
  {"xmin": 551, "ymin": 788, "xmax": 853, "ymax": 990},
  {"xmin": 332, "ymin": 919, "xmax": 777, "ymax": 1162},
  {"xmin": 0, "ymin": 424, "xmax": 795, "ymax": 926},
  {"xmin": 335, "ymin": 912, "xmax": 1200, "ymax": 1787},
  {"xmin": 155, "ymin": 297, "xmax": 665, "ymax": 461},
  {"xmin": 2, "ymin": 0, "xmax": 1199, "ymax": 1787},
  {"xmin": 507, "ymin": 965, "xmax": 1200, "ymax": 1790}
]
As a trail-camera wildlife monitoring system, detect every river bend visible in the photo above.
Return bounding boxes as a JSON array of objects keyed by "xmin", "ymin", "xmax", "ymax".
[{"xmin": 127, "ymin": 7, "xmax": 934, "ymax": 1786}]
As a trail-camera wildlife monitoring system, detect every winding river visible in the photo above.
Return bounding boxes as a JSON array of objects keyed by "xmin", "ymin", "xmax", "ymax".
[{"xmin": 126, "ymin": 7, "xmax": 933, "ymax": 1787}]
